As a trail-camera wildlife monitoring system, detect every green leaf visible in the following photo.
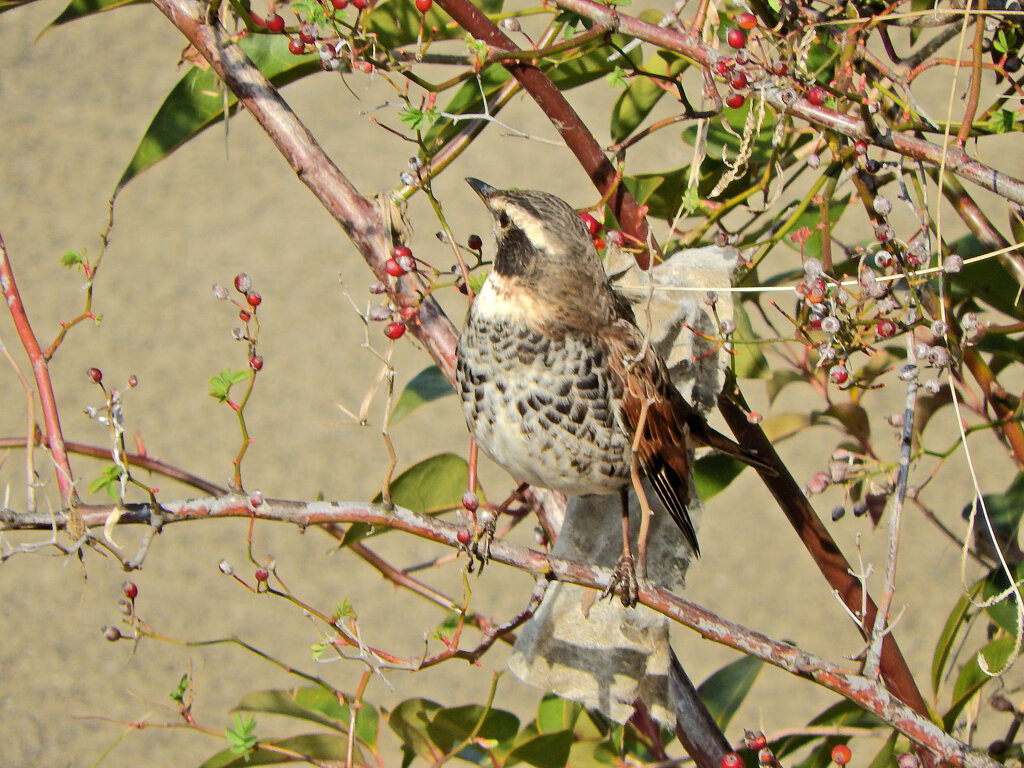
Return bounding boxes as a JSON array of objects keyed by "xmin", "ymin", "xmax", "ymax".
[
  {"xmin": 169, "ymin": 673, "xmax": 189, "ymax": 704},
  {"xmin": 962, "ymin": 472, "xmax": 1024, "ymax": 573},
  {"xmin": 391, "ymin": 366, "xmax": 454, "ymax": 423},
  {"xmin": 427, "ymin": 705, "xmax": 520, "ymax": 754},
  {"xmin": 43, "ymin": 0, "xmax": 143, "ymax": 31},
  {"xmin": 61, "ymin": 249, "xmax": 85, "ymax": 268},
  {"xmin": 372, "ymin": 453, "xmax": 473, "ymax": 514},
  {"xmin": 693, "ymin": 454, "xmax": 748, "ymax": 501},
  {"xmin": 772, "ymin": 701, "xmax": 885, "ymax": 759},
  {"xmin": 761, "ymin": 412, "xmax": 811, "ymax": 442},
  {"xmin": 226, "ymin": 713, "xmax": 258, "ymax": 757},
  {"xmin": 388, "ymin": 698, "xmax": 444, "ymax": 765},
  {"xmin": 866, "ymin": 732, "xmax": 898, "ymax": 768},
  {"xmin": 535, "ymin": 694, "xmax": 582, "ymax": 733},
  {"xmin": 824, "ymin": 402, "xmax": 870, "ymax": 446},
  {"xmin": 116, "ymin": 35, "xmax": 320, "ymax": 191},
  {"xmin": 947, "ymin": 635, "xmax": 1017, "ymax": 727},
  {"xmin": 399, "ymin": 106, "xmax": 439, "ymax": 132},
  {"xmin": 766, "ymin": 369, "xmax": 805, "ymax": 403},
  {"xmin": 611, "ymin": 51, "xmax": 689, "ymax": 142},
  {"xmin": 209, "ymin": 368, "xmax": 251, "ymax": 403},
  {"xmin": 233, "ymin": 687, "xmax": 377, "ymax": 742},
  {"xmin": 981, "ymin": 561, "xmax": 1024, "ymax": 637},
  {"xmin": 932, "ymin": 581, "xmax": 982, "ymax": 695},
  {"xmin": 697, "ymin": 656, "xmax": 763, "ymax": 729},
  {"xmin": 200, "ymin": 734, "xmax": 354, "ymax": 767},
  {"xmin": 506, "ymin": 730, "xmax": 573, "ymax": 768},
  {"xmin": 89, "ymin": 464, "xmax": 123, "ymax": 500},
  {"xmin": 366, "ymin": 0, "xmax": 463, "ymax": 48},
  {"xmin": 778, "ymin": 195, "xmax": 851, "ymax": 262}
]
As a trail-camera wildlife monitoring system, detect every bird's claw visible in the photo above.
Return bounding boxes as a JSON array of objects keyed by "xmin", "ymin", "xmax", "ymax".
[
  {"xmin": 466, "ymin": 509, "xmax": 496, "ymax": 574},
  {"xmin": 603, "ymin": 554, "xmax": 639, "ymax": 607}
]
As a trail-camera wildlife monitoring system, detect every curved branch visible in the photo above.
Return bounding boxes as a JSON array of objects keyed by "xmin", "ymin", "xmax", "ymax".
[{"xmin": 0, "ymin": 494, "xmax": 996, "ymax": 768}]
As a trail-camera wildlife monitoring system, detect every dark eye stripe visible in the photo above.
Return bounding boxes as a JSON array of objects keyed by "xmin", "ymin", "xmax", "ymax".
[{"xmin": 498, "ymin": 211, "xmax": 511, "ymax": 228}]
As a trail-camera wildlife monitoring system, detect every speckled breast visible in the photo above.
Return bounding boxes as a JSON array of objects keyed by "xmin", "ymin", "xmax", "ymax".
[{"xmin": 455, "ymin": 311, "xmax": 632, "ymax": 496}]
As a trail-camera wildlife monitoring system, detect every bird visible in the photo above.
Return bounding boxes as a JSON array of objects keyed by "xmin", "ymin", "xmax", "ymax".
[{"xmin": 455, "ymin": 178, "xmax": 768, "ymax": 603}]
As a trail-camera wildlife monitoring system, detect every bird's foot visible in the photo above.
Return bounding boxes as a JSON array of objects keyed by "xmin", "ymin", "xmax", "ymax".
[
  {"xmin": 466, "ymin": 508, "xmax": 496, "ymax": 574},
  {"xmin": 603, "ymin": 554, "xmax": 639, "ymax": 607}
]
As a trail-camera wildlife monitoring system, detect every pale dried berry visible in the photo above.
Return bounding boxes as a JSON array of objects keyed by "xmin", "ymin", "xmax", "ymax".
[
  {"xmin": 104, "ymin": 626, "xmax": 122, "ymax": 642},
  {"xmin": 807, "ymin": 154, "xmax": 820, "ymax": 169},
  {"xmin": 943, "ymin": 255, "xmax": 964, "ymax": 273},
  {"xmin": 887, "ymin": 412, "xmax": 904, "ymax": 427},
  {"xmin": 396, "ymin": 254, "xmax": 416, "ymax": 272},
  {"xmin": 369, "ymin": 280, "xmax": 388, "ymax": 294},
  {"xmin": 218, "ymin": 559, "xmax": 234, "ymax": 575},
  {"xmin": 914, "ymin": 343, "xmax": 930, "ymax": 361},
  {"xmin": 400, "ymin": 171, "xmax": 416, "ymax": 186},
  {"xmin": 899, "ymin": 364, "xmax": 918, "ymax": 382},
  {"xmin": 927, "ymin": 346, "xmax": 950, "ymax": 367},
  {"xmin": 369, "ymin": 305, "xmax": 393, "ymax": 322},
  {"xmin": 808, "ymin": 472, "xmax": 830, "ymax": 493},
  {"xmin": 853, "ymin": 501, "xmax": 869, "ymax": 517},
  {"xmin": 127, "ymin": 375, "xmax": 138, "ymax": 388},
  {"xmin": 924, "ymin": 378, "xmax": 941, "ymax": 394},
  {"xmin": 820, "ymin": 316, "xmax": 840, "ymax": 334},
  {"xmin": 704, "ymin": 291, "xmax": 719, "ymax": 306},
  {"xmin": 932, "ymin": 320, "xmax": 948, "ymax": 336},
  {"xmin": 962, "ymin": 313, "xmax": 979, "ymax": 332},
  {"xmin": 231, "ymin": 327, "xmax": 244, "ymax": 341},
  {"xmin": 818, "ymin": 342, "xmax": 835, "ymax": 360},
  {"xmin": 874, "ymin": 250, "xmax": 894, "ymax": 269},
  {"xmin": 234, "ymin": 273, "xmax": 253, "ymax": 293},
  {"xmin": 250, "ymin": 490, "xmax": 264, "ymax": 507},
  {"xmin": 714, "ymin": 231, "xmax": 730, "ymax": 246},
  {"xmin": 462, "ymin": 491, "xmax": 480, "ymax": 512},
  {"xmin": 872, "ymin": 196, "xmax": 892, "ymax": 217},
  {"xmin": 500, "ymin": 16, "xmax": 521, "ymax": 32},
  {"xmin": 896, "ymin": 754, "xmax": 920, "ymax": 768},
  {"xmin": 719, "ymin": 319, "xmax": 736, "ymax": 335},
  {"xmin": 747, "ymin": 411, "xmax": 762, "ymax": 424},
  {"xmin": 803, "ymin": 257, "xmax": 823, "ymax": 277},
  {"xmin": 213, "ymin": 284, "xmax": 230, "ymax": 300},
  {"xmin": 874, "ymin": 223, "xmax": 893, "ymax": 242},
  {"xmin": 831, "ymin": 505, "xmax": 846, "ymax": 521}
]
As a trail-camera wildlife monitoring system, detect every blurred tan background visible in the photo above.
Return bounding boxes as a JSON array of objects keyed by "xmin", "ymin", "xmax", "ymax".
[{"xmin": 0, "ymin": 1, "xmax": 1019, "ymax": 765}]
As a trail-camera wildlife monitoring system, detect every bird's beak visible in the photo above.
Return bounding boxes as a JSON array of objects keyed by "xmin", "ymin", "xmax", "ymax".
[{"xmin": 465, "ymin": 177, "xmax": 497, "ymax": 201}]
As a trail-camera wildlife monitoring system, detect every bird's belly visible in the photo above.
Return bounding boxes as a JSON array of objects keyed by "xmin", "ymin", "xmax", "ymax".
[{"xmin": 456, "ymin": 317, "xmax": 632, "ymax": 495}]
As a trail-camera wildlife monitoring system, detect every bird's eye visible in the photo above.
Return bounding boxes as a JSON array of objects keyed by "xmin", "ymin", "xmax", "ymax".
[{"xmin": 497, "ymin": 211, "xmax": 511, "ymax": 229}]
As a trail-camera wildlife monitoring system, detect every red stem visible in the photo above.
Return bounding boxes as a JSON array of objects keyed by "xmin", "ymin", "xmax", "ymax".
[{"xmin": 0, "ymin": 230, "xmax": 77, "ymax": 509}]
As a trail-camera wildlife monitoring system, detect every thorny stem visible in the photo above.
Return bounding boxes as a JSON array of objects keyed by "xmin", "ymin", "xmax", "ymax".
[{"xmin": 0, "ymin": 230, "xmax": 79, "ymax": 518}]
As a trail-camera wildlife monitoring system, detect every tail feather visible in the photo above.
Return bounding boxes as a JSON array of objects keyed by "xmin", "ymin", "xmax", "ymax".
[{"xmin": 686, "ymin": 414, "xmax": 775, "ymax": 473}]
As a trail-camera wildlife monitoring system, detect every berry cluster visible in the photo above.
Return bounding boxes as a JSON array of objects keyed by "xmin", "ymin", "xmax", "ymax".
[{"xmin": 213, "ymin": 272, "xmax": 266, "ymax": 371}]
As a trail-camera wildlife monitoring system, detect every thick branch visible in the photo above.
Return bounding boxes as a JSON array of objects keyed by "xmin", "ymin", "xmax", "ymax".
[{"xmin": 0, "ymin": 495, "xmax": 995, "ymax": 768}]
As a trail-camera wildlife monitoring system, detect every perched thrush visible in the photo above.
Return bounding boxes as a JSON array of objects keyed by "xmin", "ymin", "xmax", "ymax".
[{"xmin": 455, "ymin": 178, "xmax": 767, "ymax": 601}]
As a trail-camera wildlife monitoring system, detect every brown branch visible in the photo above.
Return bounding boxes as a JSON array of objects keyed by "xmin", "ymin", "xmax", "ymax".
[
  {"xmin": 716, "ymin": 378, "xmax": 930, "ymax": 721},
  {"xmin": 958, "ymin": 0, "xmax": 987, "ymax": 146},
  {"xmin": 0, "ymin": 230, "xmax": 78, "ymax": 514},
  {"xmin": 1, "ymin": 494, "xmax": 996, "ymax": 768},
  {"xmin": 435, "ymin": 0, "xmax": 661, "ymax": 266}
]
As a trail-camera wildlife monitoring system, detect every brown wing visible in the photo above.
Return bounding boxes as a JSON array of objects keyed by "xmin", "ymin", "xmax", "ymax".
[{"xmin": 606, "ymin": 319, "xmax": 701, "ymax": 555}]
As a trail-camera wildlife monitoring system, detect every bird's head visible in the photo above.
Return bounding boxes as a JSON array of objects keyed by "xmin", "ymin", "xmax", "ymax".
[{"xmin": 466, "ymin": 178, "xmax": 617, "ymax": 328}]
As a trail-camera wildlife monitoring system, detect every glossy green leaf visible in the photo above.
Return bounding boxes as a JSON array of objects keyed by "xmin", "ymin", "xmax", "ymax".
[
  {"xmin": 233, "ymin": 687, "xmax": 378, "ymax": 745},
  {"xmin": 506, "ymin": 730, "xmax": 573, "ymax": 768},
  {"xmin": 372, "ymin": 452, "xmax": 471, "ymax": 514},
  {"xmin": 693, "ymin": 454, "xmax": 748, "ymax": 500},
  {"xmin": 426, "ymin": 704, "xmax": 520, "ymax": 754},
  {"xmin": 962, "ymin": 472, "xmax": 1024, "ymax": 583},
  {"xmin": 536, "ymin": 694, "xmax": 582, "ymax": 733},
  {"xmin": 199, "ymin": 734, "xmax": 353, "ymax": 767},
  {"xmin": 388, "ymin": 698, "xmax": 444, "ymax": 764},
  {"xmin": 116, "ymin": 35, "xmax": 320, "ymax": 191},
  {"xmin": 697, "ymin": 655, "xmax": 763, "ymax": 729},
  {"xmin": 733, "ymin": 303, "xmax": 769, "ymax": 379},
  {"xmin": 947, "ymin": 635, "xmax": 1017, "ymax": 727},
  {"xmin": 761, "ymin": 411, "xmax": 811, "ymax": 442},
  {"xmin": 866, "ymin": 732, "xmax": 898, "ymax": 768},
  {"xmin": 392, "ymin": 365, "xmax": 454, "ymax": 423},
  {"xmin": 365, "ymin": 0, "xmax": 459, "ymax": 49},
  {"xmin": 981, "ymin": 561, "xmax": 1024, "ymax": 637},
  {"xmin": 932, "ymin": 582, "xmax": 981, "ymax": 695},
  {"xmin": 44, "ymin": 0, "xmax": 141, "ymax": 30},
  {"xmin": 778, "ymin": 194, "xmax": 851, "ymax": 262},
  {"xmin": 611, "ymin": 51, "xmax": 689, "ymax": 142}
]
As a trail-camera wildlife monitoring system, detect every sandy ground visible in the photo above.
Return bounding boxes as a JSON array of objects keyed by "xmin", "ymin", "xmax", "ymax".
[{"xmin": 0, "ymin": 1, "xmax": 1021, "ymax": 765}]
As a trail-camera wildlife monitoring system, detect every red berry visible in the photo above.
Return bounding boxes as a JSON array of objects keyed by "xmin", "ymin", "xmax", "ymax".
[
  {"xmin": 360, "ymin": 61, "xmax": 373, "ymax": 73},
  {"xmin": 415, "ymin": 0, "xmax": 431, "ymax": 11},
  {"xmin": 721, "ymin": 753, "xmax": 744, "ymax": 768},
  {"xmin": 807, "ymin": 86, "xmax": 826, "ymax": 106},
  {"xmin": 745, "ymin": 731, "xmax": 768, "ymax": 751},
  {"xmin": 737, "ymin": 12, "xmax": 757, "ymax": 29},
  {"xmin": 239, "ymin": 309, "xmax": 251, "ymax": 322},
  {"xmin": 385, "ymin": 258, "xmax": 407, "ymax": 277},
  {"xmin": 731, "ymin": 72, "xmax": 748, "ymax": 89},
  {"xmin": 876, "ymin": 318, "xmax": 896, "ymax": 338},
  {"xmin": 351, "ymin": 0, "xmax": 366, "ymax": 8},
  {"xmin": 400, "ymin": 305, "xmax": 418, "ymax": 320},
  {"xmin": 246, "ymin": 290, "xmax": 262, "ymax": 307},
  {"xmin": 384, "ymin": 322, "xmax": 406, "ymax": 339},
  {"xmin": 607, "ymin": 230, "xmax": 625, "ymax": 247},
  {"xmin": 462, "ymin": 491, "xmax": 480, "ymax": 512},
  {"xmin": 854, "ymin": 140, "xmax": 867, "ymax": 155},
  {"xmin": 726, "ymin": 92, "xmax": 746, "ymax": 109},
  {"xmin": 592, "ymin": 236, "xmax": 606, "ymax": 251},
  {"xmin": 831, "ymin": 745, "xmax": 852, "ymax": 766},
  {"xmin": 457, "ymin": 528, "xmax": 472, "ymax": 545},
  {"xmin": 393, "ymin": 245, "xmax": 413, "ymax": 260},
  {"xmin": 255, "ymin": 568, "xmax": 269, "ymax": 582},
  {"xmin": 830, "ymin": 365, "xmax": 849, "ymax": 385},
  {"xmin": 579, "ymin": 212, "xmax": 600, "ymax": 235},
  {"xmin": 727, "ymin": 28, "xmax": 746, "ymax": 49},
  {"xmin": 122, "ymin": 581, "xmax": 138, "ymax": 599},
  {"xmin": 715, "ymin": 60, "xmax": 730, "ymax": 75},
  {"xmin": 467, "ymin": 234, "xmax": 483, "ymax": 251},
  {"xmin": 808, "ymin": 312, "xmax": 824, "ymax": 330},
  {"xmin": 331, "ymin": 0, "xmax": 347, "ymax": 8},
  {"xmin": 233, "ymin": 272, "xmax": 252, "ymax": 293},
  {"xmin": 249, "ymin": 354, "xmax": 264, "ymax": 371},
  {"xmin": 87, "ymin": 367, "xmax": 103, "ymax": 383},
  {"xmin": 288, "ymin": 38, "xmax": 305, "ymax": 54},
  {"xmin": 298, "ymin": 26, "xmax": 315, "ymax": 43},
  {"xmin": 104, "ymin": 626, "xmax": 122, "ymax": 642},
  {"xmin": 266, "ymin": 12, "xmax": 285, "ymax": 31},
  {"xmin": 772, "ymin": 62, "xmax": 788, "ymax": 77}
]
